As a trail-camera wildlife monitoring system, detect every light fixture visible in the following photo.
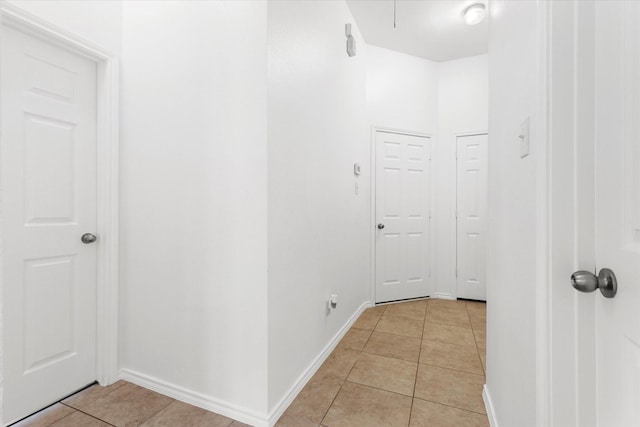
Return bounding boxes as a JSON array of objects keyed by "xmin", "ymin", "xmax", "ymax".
[{"xmin": 462, "ymin": 3, "xmax": 486, "ymax": 26}]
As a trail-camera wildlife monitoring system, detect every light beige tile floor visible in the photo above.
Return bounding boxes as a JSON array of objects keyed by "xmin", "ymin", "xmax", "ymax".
[
  {"xmin": 282, "ymin": 298, "xmax": 488, "ymax": 427},
  {"xmin": 14, "ymin": 299, "xmax": 487, "ymax": 427}
]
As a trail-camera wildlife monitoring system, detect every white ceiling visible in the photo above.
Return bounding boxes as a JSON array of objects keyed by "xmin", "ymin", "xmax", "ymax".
[{"xmin": 346, "ymin": 0, "xmax": 489, "ymax": 62}]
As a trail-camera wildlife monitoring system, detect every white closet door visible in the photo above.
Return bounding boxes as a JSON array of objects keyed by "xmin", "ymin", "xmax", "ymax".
[{"xmin": 456, "ymin": 134, "xmax": 488, "ymax": 301}]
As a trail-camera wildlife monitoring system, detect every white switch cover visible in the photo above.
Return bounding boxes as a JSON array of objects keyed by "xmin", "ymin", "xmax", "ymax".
[{"xmin": 519, "ymin": 117, "xmax": 530, "ymax": 158}]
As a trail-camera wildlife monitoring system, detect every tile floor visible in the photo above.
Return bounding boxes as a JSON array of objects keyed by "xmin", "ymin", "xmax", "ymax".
[{"xmin": 15, "ymin": 298, "xmax": 487, "ymax": 427}]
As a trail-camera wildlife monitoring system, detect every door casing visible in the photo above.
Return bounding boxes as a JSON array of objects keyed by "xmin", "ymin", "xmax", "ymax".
[{"xmin": 0, "ymin": 4, "xmax": 120, "ymax": 419}]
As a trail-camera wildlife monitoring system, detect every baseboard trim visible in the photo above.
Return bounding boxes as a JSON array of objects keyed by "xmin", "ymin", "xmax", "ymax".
[
  {"xmin": 267, "ymin": 301, "xmax": 372, "ymax": 426},
  {"xmin": 430, "ymin": 292, "xmax": 455, "ymax": 300},
  {"xmin": 119, "ymin": 369, "xmax": 268, "ymax": 427},
  {"xmin": 483, "ymin": 384, "xmax": 499, "ymax": 427}
]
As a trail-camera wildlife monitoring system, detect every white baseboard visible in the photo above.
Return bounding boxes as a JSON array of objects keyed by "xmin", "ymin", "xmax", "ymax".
[
  {"xmin": 119, "ymin": 301, "xmax": 372, "ymax": 427},
  {"xmin": 267, "ymin": 301, "xmax": 372, "ymax": 426},
  {"xmin": 430, "ymin": 292, "xmax": 455, "ymax": 300},
  {"xmin": 119, "ymin": 369, "xmax": 268, "ymax": 427},
  {"xmin": 483, "ymin": 384, "xmax": 499, "ymax": 427}
]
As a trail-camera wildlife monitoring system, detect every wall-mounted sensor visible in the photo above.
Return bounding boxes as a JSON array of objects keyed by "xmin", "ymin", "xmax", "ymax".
[
  {"xmin": 353, "ymin": 163, "xmax": 361, "ymax": 176},
  {"xmin": 345, "ymin": 24, "xmax": 356, "ymax": 57},
  {"xmin": 330, "ymin": 294, "xmax": 338, "ymax": 309}
]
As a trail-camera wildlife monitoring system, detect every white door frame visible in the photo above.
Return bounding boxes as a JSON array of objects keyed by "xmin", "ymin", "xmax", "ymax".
[
  {"xmin": 452, "ymin": 130, "xmax": 488, "ymax": 300},
  {"xmin": 369, "ymin": 126, "xmax": 433, "ymax": 304},
  {"xmin": 0, "ymin": 3, "xmax": 120, "ymax": 388}
]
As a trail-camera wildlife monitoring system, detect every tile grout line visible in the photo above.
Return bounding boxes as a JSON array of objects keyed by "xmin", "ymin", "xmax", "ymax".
[
  {"xmin": 412, "ymin": 395, "xmax": 489, "ymax": 417},
  {"xmin": 136, "ymin": 399, "xmax": 176, "ymax": 427},
  {"xmin": 408, "ymin": 301, "xmax": 428, "ymax": 427},
  {"xmin": 466, "ymin": 303, "xmax": 486, "ymax": 378},
  {"xmin": 57, "ymin": 405, "xmax": 118, "ymax": 427}
]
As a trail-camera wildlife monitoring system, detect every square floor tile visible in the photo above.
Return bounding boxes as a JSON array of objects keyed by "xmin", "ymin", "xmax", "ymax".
[
  {"xmin": 428, "ymin": 299, "xmax": 466, "ymax": 310},
  {"xmin": 465, "ymin": 301, "xmax": 486, "ymax": 315},
  {"xmin": 347, "ymin": 352, "xmax": 417, "ymax": 396},
  {"xmin": 274, "ymin": 413, "xmax": 319, "ymax": 427},
  {"xmin": 473, "ymin": 328, "xmax": 486, "ymax": 350},
  {"xmin": 409, "ymin": 398, "xmax": 489, "ymax": 427},
  {"xmin": 382, "ymin": 301, "xmax": 427, "ymax": 321},
  {"xmin": 422, "ymin": 322, "xmax": 476, "ymax": 347},
  {"xmin": 66, "ymin": 382, "xmax": 174, "ymax": 427},
  {"xmin": 338, "ymin": 328, "xmax": 372, "ymax": 351},
  {"xmin": 415, "ymin": 364, "xmax": 486, "ymax": 414},
  {"xmin": 12, "ymin": 403, "xmax": 75, "ymax": 427},
  {"xmin": 375, "ymin": 315, "xmax": 423, "ymax": 338},
  {"xmin": 317, "ymin": 347, "xmax": 361, "ymax": 380},
  {"xmin": 352, "ymin": 311, "xmax": 382, "ymax": 330},
  {"xmin": 426, "ymin": 306, "xmax": 471, "ymax": 328},
  {"xmin": 322, "ymin": 382, "xmax": 412, "ymax": 427},
  {"xmin": 284, "ymin": 371, "xmax": 343, "ymax": 425},
  {"xmin": 366, "ymin": 305, "xmax": 387, "ymax": 315},
  {"xmin": 140, "ymin": 401, "xmax": 233, "ymax": 426},
  {"xmin": 420, "ymin": 340, "xmax": 484, "ymax": 375},
  {"xmin": 363, "ymin": 331, "xmax": 421, "ymax": 362},
  {"xmin": 50, "ymin": 411, "xmax": 111, "ymax": 427}
]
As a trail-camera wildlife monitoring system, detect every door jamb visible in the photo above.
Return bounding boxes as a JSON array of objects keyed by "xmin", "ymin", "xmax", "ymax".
[
  {"xmin": 0, "ymin": 3, "xmax": 120, "ymax": 387},
  {"xmin": 369, "ymin": 126, "xmax": 433, "ymax": 305}
]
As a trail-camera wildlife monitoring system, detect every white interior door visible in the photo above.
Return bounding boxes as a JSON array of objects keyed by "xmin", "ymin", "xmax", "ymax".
[
  {"xmin": 1, "ymin": 25, "xmax": 98, "ymax": 425},
  {"xmin": 590, "ymin": 2, "xmax": 640, "ymax": 425},
  {"xmin": 375, "ymin": 131, "xmax": 431, "ymax": 303},
  {"xmin": 456, "ymin": 134, "xmax": 487, "ymax": 301}
]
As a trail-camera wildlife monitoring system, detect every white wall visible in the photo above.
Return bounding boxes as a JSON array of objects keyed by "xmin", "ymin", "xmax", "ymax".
[
  {"xmin": 436, "ymin": 55, "xmax": 488, "ymax": 298},
  {"xmin": 486, "ymin": 1, "xmax": 540, "ymax": 425},
  {"xmin": 0, "ymin": 1, "xmax": 123, "ymax": 424},
  {"xmin": 119, "ymin": 1, "xmax": 269, "ymax": 422},
  {"xmin": 367, "ymin": 45, "xmax": 438, "ymax": 134},
  {"xmin": 267, "ymin": 0, "xmax": 370, "ymax": 416}
]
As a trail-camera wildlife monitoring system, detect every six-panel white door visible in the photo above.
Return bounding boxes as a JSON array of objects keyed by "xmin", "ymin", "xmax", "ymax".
[
  {"xmin": 591, "ymin": 2, "xmax": 640, "ymax": 425},
  {"xmin": 375, "ymin": 131, "xmax": 431, "ymax": 303},
  {"xmin": 1, "ymin": 25, "xmax": 98, "ymax": 425},
  {"xmin": 456, "ymin": 134, "xmax": 487, "ymax": 301}
]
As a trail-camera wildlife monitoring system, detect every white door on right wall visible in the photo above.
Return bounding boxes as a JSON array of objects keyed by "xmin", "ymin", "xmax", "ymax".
[{"xmin": 456, "ymin": 133, "xmax": 488, "ymax": 301}]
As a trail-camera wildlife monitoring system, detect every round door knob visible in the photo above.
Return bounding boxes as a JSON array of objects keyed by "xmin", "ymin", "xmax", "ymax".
[
  {"xmin": 377, "ymin": 223, "xmax": 385, "ymax": 230},
  {"xmin": 571, "ymin": 268, "xmax": 617, "ymax": 298},
  {"xmin": 81, "ymin": 233, "xmax": 97, "ymax": 244}
]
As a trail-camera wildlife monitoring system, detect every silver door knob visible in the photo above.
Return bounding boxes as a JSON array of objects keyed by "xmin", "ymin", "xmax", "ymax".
[
  {"xmin": 571, "ymin": 268, "xmax": 617, "ymax": 298},
  {"xmin": 377, "ymin": 223, "xmax": 385, "ymax": 230},
  {"xmin": 81, "ymin": 233, "xmax": 97, "ymax": 244}
]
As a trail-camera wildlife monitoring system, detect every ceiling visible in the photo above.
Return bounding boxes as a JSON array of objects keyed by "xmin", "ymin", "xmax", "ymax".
[{"xmin": 346, "ymin": 0, "xmax": 489, "ymax": 62}]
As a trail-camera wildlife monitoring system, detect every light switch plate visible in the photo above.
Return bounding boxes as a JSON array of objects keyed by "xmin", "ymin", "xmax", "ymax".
[{"xmin": 519, "ymin": 117, "xmax": 530, "ymax": 158}]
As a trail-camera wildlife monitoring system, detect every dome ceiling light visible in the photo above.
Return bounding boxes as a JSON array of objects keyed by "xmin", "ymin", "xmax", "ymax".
[{"xmin": 462, "ymin": 3, "xmax": 486, "ymax": 26}]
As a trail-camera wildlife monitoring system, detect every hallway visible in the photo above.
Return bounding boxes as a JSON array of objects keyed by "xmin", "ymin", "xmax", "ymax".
[
  {"xmin": 280, "ymin": 299, "xmax": 488, "ymax": 426},
  {"xmin": 14, "ymin": 299, "xmax": 487, "ymax": 427}
]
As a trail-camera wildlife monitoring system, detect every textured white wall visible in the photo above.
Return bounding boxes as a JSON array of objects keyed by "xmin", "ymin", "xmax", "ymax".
[
  {"xmin": 267, "ymin": 0, "xmax": 370, "ymax": 414},
  {"xmin": 486, "ymin": 1, "xmax": 540, "ymax": 425},
  {"xmin": 119, "ymin": 0, "xmax": 269, "ymax": 420},
  {"xmin": 366, "ymin": 45, "xmax": 439, "ymax": 134},
  {"xmin": 436, "ymin": 55, "xmax": 489, "ymax": 298}
]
